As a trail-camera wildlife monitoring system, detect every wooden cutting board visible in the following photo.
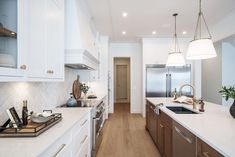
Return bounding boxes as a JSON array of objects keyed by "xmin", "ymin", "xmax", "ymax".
[{"xmin": 72, "ymin": 75, "xmax": 81, "ymax": 100}]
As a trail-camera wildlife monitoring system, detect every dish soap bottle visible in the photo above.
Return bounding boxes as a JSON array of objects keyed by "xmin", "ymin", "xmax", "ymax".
[
  {"xmin": 172, "ymin": 88, "xmax": 178, "ymax": 100},
  {"xmin": 22, "ymin": 100, "xmax": 28, "ymax": 126}
]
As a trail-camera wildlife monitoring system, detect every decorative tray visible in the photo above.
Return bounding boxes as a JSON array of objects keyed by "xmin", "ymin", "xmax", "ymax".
[{"xmin": 0, "ymin": 113, "xmax": 62, "ymax": 137}]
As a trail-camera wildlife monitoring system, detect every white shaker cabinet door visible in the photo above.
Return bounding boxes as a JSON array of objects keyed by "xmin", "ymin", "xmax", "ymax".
[
  {"xmin": 27, "ymin": 0, "xmax": 47, "ymax": 79},
  {"xmin": 45, "ymin": 0, "xmax": 64, "ymax": 80}
]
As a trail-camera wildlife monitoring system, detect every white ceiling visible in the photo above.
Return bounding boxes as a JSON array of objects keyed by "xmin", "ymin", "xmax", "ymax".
[{"xmin": 85, "ymin": 0, "xmax": 235, "ymax": 42}]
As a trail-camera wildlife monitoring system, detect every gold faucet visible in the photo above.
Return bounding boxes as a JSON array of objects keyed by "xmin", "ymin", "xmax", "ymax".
[{"xmin": 179, "ymin": 84, "xmax": 197, "ymax": 109}]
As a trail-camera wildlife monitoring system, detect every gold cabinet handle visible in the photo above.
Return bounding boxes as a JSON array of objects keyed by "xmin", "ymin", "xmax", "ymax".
[
  {"xmin": 81, "ymin": 135, "xmax": 88, "ymax": 144},
  {"xmin": 160, "ymin": 124, "xmax": 164, "ymax": 128},
  {"xmin": 20, "ymin": 65, "xmax": 27, "ymax": 70},
  {"xmin": 47, "ymin": 70, "xmax": 54, "ymax": 74},
  {"xmin": 53, "ymin": 144, "xmax": 66, "ymax": 157},
  {"xmin": 81, "ymin": 120, "xmax": 88, "ymax": 126},
  {"xmin": 203, "ymin": 152, "xmax": 210, "ymax": 157}
]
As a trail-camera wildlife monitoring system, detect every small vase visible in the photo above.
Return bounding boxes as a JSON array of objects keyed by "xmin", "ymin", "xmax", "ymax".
[{"xmin": 230, "ymin": 100, "xmax": 235, "ymax": 118}]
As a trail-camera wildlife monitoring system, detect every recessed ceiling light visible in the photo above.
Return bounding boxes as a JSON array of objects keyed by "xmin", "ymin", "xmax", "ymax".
[
  {"xmin": 152, "ymin": 31, "xmax": 156, "ymax": 35},
  {"xmin": 122, "ymin": 12, "xmax": 128, "ymax": 17},
  {"xmin": 182, "ymin": 31, "xmax": 187, "ymax": 35},
  {"xmin": 122, "ymin": 31, "xmax": 126, "ymax": 35}
]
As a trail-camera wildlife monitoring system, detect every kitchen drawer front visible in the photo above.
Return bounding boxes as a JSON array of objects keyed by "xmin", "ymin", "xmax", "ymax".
[
  {"xmin": 39, "ymin": 131, "xmax": 72, "ymax": 157},
  {"xmin": 72, "ymin": 115, "xmax": 90, "ymax": 156},
  {"xmin": 197, "ymin": 138, "xmax": 224, "ymax": 157},
  {"xmin": 76, "ymin": 133, "xmax": 89, "ymax": 157}
]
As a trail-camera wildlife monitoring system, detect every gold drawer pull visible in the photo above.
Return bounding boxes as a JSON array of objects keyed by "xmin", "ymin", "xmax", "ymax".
[
  {"xmin": 81, "ymin": 135, "xmax": 88, "ymax": 144},
  {"xmin": 81, "ymin": 120, "xmax": 88, "ymax": 126},
  {"xmin": 47, "ymin": 70, "xmax": 54, "ymax": 74},
  {"xmin": 203, "ymin": 152, "xmax": 210, "ymax": 157},
  {"xmin": 160, "ymin": 124, "xmax": 164, "ymax": 128},
  {"xmin": 53, "ymin": 144, "xmax": 66, "ymax": 157},
  {"xmin": 20, "ymin": 65, "xmax": 27, "ymax": 70}
]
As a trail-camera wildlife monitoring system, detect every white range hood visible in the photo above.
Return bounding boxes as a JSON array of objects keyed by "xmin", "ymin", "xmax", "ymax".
[
  {"xmin": 65, "ymin": 49, "xmax": 99, "ymax": 70},
  {"xmin": 65, "ymin": 0, "xmax": 99, "ymax": 70}
]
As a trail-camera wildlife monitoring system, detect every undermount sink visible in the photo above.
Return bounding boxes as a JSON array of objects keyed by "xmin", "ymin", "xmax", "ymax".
[{"xmin": 166, "ymin": 106, "xmax": 198, "ymax": 114}]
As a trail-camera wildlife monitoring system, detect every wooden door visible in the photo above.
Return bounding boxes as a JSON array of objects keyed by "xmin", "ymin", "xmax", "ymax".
[
  {"xmin": 116, "ymin": 65, "xmax": 128, "ymax": 100},
  {"xmin": 146, "ymin": 103, "xmax": 150, "ymax": 130},
  {"xmin": 163, "ymin": 122, "xmax": 172, "ymax": 157},
  {"xmin": 149, "ymin": 104, "xmax": 157, "ymax": 144},
  {"xmin": 158, "ymin": 119, "xmax": 164, "ymax": 155}
]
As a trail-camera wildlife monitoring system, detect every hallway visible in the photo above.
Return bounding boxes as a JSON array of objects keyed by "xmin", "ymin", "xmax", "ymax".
[{"xmin": 96, "ymin": 103, "xmax": 161, "ymax": 157}]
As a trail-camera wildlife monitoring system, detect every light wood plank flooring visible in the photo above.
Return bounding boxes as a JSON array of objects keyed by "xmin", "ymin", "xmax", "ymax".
[{"xmin": 96, "ymin": 103, "xmax": 161, "ymax": 157}]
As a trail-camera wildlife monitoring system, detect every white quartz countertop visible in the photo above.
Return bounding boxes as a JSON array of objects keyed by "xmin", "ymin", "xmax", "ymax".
[
  {"xmin": 0, "ymin": 108, "xmax": 91, "ymax": 157},
  {"xmin": 146, "ymin": 97, "xmax": 235, "ymax": 157}
]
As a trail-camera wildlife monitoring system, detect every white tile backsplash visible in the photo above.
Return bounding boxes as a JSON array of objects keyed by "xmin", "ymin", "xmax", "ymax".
[{"xmin": 0, "ymin": 68, "xmax": 82, "ymax": 125}]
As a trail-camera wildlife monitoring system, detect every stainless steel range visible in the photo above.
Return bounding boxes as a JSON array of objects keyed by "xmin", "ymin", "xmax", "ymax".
[
  {"xmin": 92, "ymin": 101, "xmax": 105, "ymax": 157},
  {"xmin": 61, "ymin": 99, "xmax": 105, "ymax": 157}
]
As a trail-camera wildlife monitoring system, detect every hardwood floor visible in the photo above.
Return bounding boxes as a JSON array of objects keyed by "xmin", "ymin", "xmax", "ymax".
[{"xmin": 96, "ymin": 103, "xmax": 161, "ymax": 157}]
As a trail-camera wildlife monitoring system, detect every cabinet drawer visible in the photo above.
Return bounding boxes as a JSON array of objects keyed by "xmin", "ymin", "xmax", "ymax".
[
  {"xmin": 72, "ymin": 115, "xmax": 90, "ymax": 156},
  {"xmin": 197, "ymin": 138, "xmax": 224, "ymax": 157},
  {"xmin": 39, "ymin": 131, "xmax": 72, "ymax": 157},
  {"xmin": 72, "ymin": 114, "xmax": 89, "ymax": 135},
  {"xmin": 77, "ymin": 133, "xmax": 89, "ymax": 157}
]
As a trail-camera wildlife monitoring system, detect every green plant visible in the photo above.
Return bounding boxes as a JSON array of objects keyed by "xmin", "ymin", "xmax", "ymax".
[
  {"xmin": 219, "ymin": 86, "xmax": 235, "ymax": 101},
  {"xmin": 80, "ymin": 83, "xmax": 90, "ymax": 94}
]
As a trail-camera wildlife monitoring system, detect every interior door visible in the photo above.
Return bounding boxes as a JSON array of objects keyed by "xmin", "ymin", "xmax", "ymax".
[{"xmin": 116, "ymin": 65, "xmax": 128, "ymax": 101}]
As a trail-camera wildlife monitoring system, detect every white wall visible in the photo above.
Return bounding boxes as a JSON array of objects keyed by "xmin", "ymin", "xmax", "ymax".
[
  {"xmin": 109, "ymin": 43, "xmax": 142, "ymax": 113},
  {"xmin": 222, "ymin": 42, "xmax": 235, "ymax": 106},
  {"xmin": 211, "ymin": 10, "xmax": 235, "ymax": 42},
  {"xmin": 142, "ymin": 38, "xmax": 202, "ymax": 116},
  {"xmin": 202, "ymin": 42, "xmax": 222, "ymax": 105}
]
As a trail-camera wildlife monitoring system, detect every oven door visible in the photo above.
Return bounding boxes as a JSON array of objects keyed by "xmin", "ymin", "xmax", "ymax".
[{"xmin": 92, "ymin": 109, "xmax": 105, "ymax": 156}]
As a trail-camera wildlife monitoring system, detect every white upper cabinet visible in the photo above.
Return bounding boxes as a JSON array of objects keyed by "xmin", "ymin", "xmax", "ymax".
[
  {"xmin": 45, "ymin": 0, "xmax": 64, "ymax": 79},
  {"xmin": 0, "ymin": 0, "xmax": 64, "ymax": 81},
  {"xmin": 27, "ymin": 0, "xmax": 64, "ymax": 81},
  {"xmin": 0, "ymin": 0, "xmax": 27, "ymax": 81}
]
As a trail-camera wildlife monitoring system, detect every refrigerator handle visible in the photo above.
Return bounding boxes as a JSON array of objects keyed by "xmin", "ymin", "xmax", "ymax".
[
  {"xmin": 166, "ymin": 74, "xmax": 168, "ymax": 97},
  {"xmin": 169, "ymin": 74, "xmax": 172, "ymax": 97}
]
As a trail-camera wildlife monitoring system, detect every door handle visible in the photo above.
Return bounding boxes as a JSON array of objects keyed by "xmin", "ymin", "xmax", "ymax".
[{"xmin": 174, "ymin": 126, "xmax": 192, "ymax": 144}]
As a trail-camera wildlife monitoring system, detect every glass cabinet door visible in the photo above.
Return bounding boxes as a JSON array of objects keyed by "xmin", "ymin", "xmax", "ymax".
[{"xmin": 0, "ymin": 0, "xmax": 17, "ymax": 69}]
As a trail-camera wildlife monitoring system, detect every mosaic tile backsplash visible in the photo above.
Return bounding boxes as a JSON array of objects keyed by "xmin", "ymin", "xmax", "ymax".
[{"xmin": 0, "ymin": 68, "xmax": 91, "ymax": 125}]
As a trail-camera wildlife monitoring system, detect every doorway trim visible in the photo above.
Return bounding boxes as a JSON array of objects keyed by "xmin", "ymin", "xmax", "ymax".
[
  {"xmin": 114, "ymin": 59, "xmax": 130, "ymax": 103},
  {"xmin": 112, "ymin": 57, "xmax": 131, "ymax": 113}
]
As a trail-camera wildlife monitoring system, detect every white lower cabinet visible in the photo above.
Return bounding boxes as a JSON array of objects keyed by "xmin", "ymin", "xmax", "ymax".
[
  {"xmin": 39, "ymin": 114, "xmax": 91, "ymax": 157},
  {"xmin": 39, "ymin": 131, "xmax": 72, "ymax": 157}
]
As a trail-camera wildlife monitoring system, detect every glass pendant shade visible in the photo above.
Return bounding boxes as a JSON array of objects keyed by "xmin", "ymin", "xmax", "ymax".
[
  {"xmin": 187, "ymin": 38, "xmax": 217, "ymax": 60},
  {"xmin": 186, "ymin": 0, "xmax": 217, "ymax": 60},
  {"xmin": 166, "ymin": 13, "xmax": 186, "ymax": 67},
  {"xmin": 166, "ymin": 52, "xmax": 186, "ymax": 66}
]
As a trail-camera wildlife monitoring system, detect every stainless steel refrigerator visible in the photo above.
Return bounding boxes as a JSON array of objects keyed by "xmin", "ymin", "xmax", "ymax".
[{"xmin": 146, "ymin": 64, "xmax": 191, "ymax": 97}]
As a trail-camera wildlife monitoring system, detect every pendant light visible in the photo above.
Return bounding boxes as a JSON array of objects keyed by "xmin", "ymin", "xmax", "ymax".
[
  {"xmin": 166, "ymin": 13, "xmax": 186, "ymax": 67},
  {"xmin": 187, "ymin": 0, "xmax": 217, "ymax": 60}
]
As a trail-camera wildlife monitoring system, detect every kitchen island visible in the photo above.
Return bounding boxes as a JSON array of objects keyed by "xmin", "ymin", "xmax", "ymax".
[{"xmin": 146, "ymin": 97, "xmax": 235, "ymax": 157}]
